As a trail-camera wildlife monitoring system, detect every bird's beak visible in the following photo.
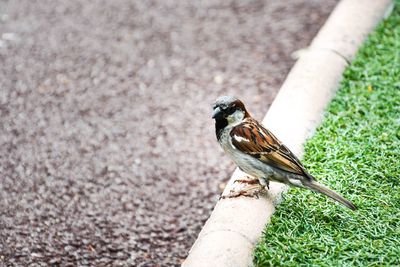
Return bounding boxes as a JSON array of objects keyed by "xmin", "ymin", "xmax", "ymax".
[{"xmin": 212, "ymin": 107, "xmax": 221, "ymax": 119}]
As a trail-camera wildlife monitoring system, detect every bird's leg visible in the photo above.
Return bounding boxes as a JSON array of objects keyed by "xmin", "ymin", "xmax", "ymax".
[
  {"xmin": 220, "ymin": 184, "xmax": 261, "ymax": 199},
  {"xmin": 259, "ymin": 177, "xmax": 270, "ymax": 190}
]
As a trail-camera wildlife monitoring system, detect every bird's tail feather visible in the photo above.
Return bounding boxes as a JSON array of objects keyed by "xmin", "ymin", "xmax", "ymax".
[{"xmin": 304, "ymin": 180, "xmax": 357, "ymax": 211}]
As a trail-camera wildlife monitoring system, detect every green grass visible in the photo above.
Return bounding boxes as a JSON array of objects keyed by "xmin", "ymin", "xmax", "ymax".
[{"xmin": 254, "ymin": 4, "xmax": 400, "ymax": 267}]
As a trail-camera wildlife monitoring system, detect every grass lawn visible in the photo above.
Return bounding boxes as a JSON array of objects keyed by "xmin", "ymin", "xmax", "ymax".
[{"xmin": 254, "ymin": 3, "xmax": 400, "ymax": 266}]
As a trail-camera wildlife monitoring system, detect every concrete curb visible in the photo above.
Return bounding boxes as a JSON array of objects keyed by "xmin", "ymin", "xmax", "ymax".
[{"xmin": 183, "ymin": 1, "xmax": 394, "ymax": 266}]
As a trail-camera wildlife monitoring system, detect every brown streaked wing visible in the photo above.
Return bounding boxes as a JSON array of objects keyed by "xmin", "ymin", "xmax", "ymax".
[{"xmin": 230, "ymin": 118, "xmax": 306, "ymax": 176}]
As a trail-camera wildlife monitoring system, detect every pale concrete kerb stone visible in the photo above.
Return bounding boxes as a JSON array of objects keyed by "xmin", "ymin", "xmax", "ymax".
[
  {"xmin": 264, "ymin": 50, "xmax": 347, "ymax": 154},
  {"xmin": 310, "ymin": 0, "xmax": 394, "ymax": 62},
  {"xmin": 183, "ymin": 1, "xmax": 394, "ymax": 266},
  {"xmin": 187, "ymin": 230, "xmax": 254, "ymax": 267}
]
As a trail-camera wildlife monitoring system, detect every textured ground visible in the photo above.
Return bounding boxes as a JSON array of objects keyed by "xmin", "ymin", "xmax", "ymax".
[{"xmin": 0, "ymin": 0, "xmax": 337, "ymax": 266}]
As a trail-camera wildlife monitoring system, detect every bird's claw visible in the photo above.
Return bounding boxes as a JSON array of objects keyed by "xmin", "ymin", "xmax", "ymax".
[
  {"xmin": 233, "ymin": 178, "xmax": 260, "ymax": 185},
  {"xmin": 220, "ymin": 189, "xmax": 260, "ymax": 199}
]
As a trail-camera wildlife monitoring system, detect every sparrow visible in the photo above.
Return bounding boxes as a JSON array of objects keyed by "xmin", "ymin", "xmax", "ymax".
[{"xmin": 212, "ymin": 95, "xmax": 356, "ymax": 210}]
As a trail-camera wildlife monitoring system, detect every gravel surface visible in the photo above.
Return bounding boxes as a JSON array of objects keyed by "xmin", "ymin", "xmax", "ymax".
[{"xmin": 0, "ymin": 0, "xmax": 337, "ymax": 266}]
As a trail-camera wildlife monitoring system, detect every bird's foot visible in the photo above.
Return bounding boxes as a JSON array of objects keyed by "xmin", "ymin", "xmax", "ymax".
[
  {"xmin": 220, "ymin": 189, "xmax": 261, "ymax": 199},
  {"xmin": 234, "ymin": 178, "xmax": 261, "ymax": 185}
]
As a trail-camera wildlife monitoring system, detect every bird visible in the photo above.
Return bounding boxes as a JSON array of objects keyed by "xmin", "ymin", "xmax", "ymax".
[{"xmin": 212, "ymin": 95, "xmax": 356, "ymax": 211}]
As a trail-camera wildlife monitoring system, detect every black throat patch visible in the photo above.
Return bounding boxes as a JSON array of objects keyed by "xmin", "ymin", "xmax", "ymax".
[{"xmin": 215, "ymin": 117, "xmax": 228, "ymax": 141}]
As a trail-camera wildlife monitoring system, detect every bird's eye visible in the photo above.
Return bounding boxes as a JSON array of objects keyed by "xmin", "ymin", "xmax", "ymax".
[{"xmin": 227, "ymin": 106, "xmax": 236, "ymax": 115}]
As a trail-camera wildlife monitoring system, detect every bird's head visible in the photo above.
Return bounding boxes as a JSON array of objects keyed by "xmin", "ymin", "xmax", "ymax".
[{"xmin": 212, "ymin": 96, "xmax": 249, "ymax": 125}]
